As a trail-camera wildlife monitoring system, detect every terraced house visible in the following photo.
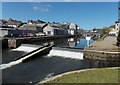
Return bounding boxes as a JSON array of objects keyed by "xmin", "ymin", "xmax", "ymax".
[{"xmin": 115, "ymin": 19, "xmax": 120, "ymax": 36}]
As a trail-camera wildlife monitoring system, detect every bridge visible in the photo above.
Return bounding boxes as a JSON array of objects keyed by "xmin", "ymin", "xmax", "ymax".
[{"xmin": 2, "ymin": 34, "xmax": 79, "ymax": 49}]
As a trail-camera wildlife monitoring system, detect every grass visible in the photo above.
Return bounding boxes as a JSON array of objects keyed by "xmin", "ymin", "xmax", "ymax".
[
  {"xmin": 96, "ymin": 38, "xmax": 103, "ymax": 42},
  {"xmin": 44, "ymin": 68, "xmax": 119, "ymax": 84}
]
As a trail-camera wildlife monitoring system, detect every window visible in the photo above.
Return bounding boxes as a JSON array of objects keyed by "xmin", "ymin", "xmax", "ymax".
[{"xmin": 47, "ymin": 31, "xmax": 51, "ymax": 35}]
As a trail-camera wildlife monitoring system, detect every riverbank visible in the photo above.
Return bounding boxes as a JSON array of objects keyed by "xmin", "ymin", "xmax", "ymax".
[
  {"xmin": 84, "ymin": 36, "xmax": 120, "ymax": 61},
  {"xmin": 36, "ymin": 67, "xmax": 119, "ymax": 84}
]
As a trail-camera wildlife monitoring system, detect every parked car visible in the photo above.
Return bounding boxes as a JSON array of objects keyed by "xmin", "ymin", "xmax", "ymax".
[
  {"xmin": 4, "ymin": 34, "xmax": 20, "ymax": 37},
  {"xmin": 22, "ymin": 33, "xmax": 30, "ymax": 37},
  {"xmin": 28, "ymin": 33, "xmax": 36, "ymax": 37},
  {"xmin": 35, "ymin": 32, "xmax": 46, "ymax": 36}
]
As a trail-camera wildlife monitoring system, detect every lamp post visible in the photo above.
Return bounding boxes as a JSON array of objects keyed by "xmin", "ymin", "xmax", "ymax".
[{"xmin": 85, "ymin": 36, "xmax": 91, "ymax": 47}]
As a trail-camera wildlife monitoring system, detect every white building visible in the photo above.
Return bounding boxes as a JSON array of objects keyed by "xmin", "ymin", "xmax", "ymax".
[
  {"xmin": 115, "ymin": 20, "xmax": 120, "ymax": 36},
  {"xmin": 109, "ymin": 28, "xmax": 117, "ymax": 36},
  {"xmin": 68, "ymin": 23, "xmax": 77, "ymax": 35},
  {"xmin": 0, "ymin": 26, "xmax": 11, "ymax": 37},
  {"xmin": 43, "ymin": 25, "xmax": 67, "ymax": 36},
  {"xmin": 43, "ymin": 25, "xmax": 55, "ymax": 35}
]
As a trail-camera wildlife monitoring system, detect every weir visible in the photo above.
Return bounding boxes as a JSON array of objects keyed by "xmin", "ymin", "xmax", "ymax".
[
  {"xmin": 11, "ymin": 44, "xmax": 41, "ymax": 53},
  {"xmin": 0, "ymin": 45, "xmax": 53, "ymax": 70},
  {"xmin": 1, "ymin": 45, "xmax": 83, "ymax": 70},
  {"xmin": 47, "ymin": 47, "xmax": 83, "ymax": 60}
]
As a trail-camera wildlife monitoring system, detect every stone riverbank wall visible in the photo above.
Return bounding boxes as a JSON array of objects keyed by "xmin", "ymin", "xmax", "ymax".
[{"xmin": 83, "ymin": 36, "xmax": 120, "ymax": 64}]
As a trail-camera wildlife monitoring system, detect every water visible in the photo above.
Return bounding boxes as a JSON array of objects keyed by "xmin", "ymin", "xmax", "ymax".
[
  {"xmin": 1, "ymin": 45, "xmax": 52, "ymax": 70},
  {"xmin": 2, "ymin": 44, "xmax": 41, "ymax": 63},
  {"xmin": 47, "ymin": 47, "xmax": 83, "ymax": 60},
  {"xmin": 1, "ymin": 37, "xmax": 113, "ymax": 84}
]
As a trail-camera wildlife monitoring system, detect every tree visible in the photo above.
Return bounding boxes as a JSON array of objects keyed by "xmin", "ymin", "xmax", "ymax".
[
  {"xmin": 17, "ymin": 21, "xmax": 23, "ymax": 28},
  {"xmin": 100, "ymin": 27, "xmax": 109, "ymax": 38},
  {"xmin": 109, "ymin": 25, "xmax": 115, "ymax": 28},
  {"xmin": 117, "ymin": 31, "xmax": 120, "ymax": 46}
]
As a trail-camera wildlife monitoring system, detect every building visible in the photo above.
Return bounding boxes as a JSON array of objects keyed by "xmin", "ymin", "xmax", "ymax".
[
  {"xmin": 27, "ymin": 20, "xmax": 46, "ymax": 24},
  {"xmin": 6, "ymin": 18, "xmax": 21, "ymax": 28},
  {"xmin": 18, "ymin": 23, "xmax": 47, "ymax": 33},
  {"xmin": 68, "ymin": 23, "xmax": 77, "ymax": 35},
  {"xmin": 43, "ymin": 22, "xmax": 78, "ymax": 36},
  {"xmin": 0, "ymin": 19, "xmax": 7, "ymax": 26},
  {"xmin": 115, "ymin": 20, "xmax": 120, "ymax": 36},
  {"xmin": 0, "ymin": 26, "xmax": 14, "ymax": 37},
  {"xmin": 43, "ymin": 25, "xmax": 67, "ymax": 36}
]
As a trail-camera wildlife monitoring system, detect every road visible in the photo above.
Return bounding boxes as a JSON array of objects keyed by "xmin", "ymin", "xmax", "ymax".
[{"xmin": 85, "ymin": 36, "xmax": 119, "ymax": 52}]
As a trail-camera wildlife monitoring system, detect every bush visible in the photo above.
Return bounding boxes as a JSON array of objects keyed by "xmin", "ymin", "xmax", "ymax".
[
  {"xmin": 117, "ymin": 31, "xmax": 120, "ymax": 46},
  {"xmin": 100, "ymin": 28, "xmax": 109, "ymax": 38}
]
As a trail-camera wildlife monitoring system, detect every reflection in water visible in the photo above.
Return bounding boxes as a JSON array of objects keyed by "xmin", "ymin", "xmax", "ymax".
[
  {"xmin": 35, "ymin": 37, "xmax": 93, "ymax": 49},
  {"xmin": 3, "ymin": 37, "xmax": 118, "ymax": 84},
  {"xmin": 68, "ymin": 38, "xmax": 78, "ymax": 47}
]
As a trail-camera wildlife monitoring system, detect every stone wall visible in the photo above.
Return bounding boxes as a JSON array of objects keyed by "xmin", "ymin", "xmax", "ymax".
[{"xmin": 84, "ymin": 51, "xmax": 119, "ymax": 62}]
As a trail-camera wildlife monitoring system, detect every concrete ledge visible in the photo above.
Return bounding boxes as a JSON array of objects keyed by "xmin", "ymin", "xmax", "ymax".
[{"xmin": 15, "ymin": 44, "xmax": 53, "ymax": 61}]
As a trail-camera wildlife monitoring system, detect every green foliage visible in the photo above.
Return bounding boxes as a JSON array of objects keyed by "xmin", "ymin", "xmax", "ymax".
[
  {"xmin": 100, "ymin": 27, "xmax": 109, "ymax": 38},
  {"xmin": 17, "ymin": 22, "xmax": 24, "ymax": 28},
  {"xmin": 109, "ymin": 25, "xmax": 115, "ymax": 28},
  {"xmin": 96, "ymin": 38, "xmax": 103, "ymax": 42},
  {"xmin": 117, "ymin": 31, "xmax": 120, "ymax": 46}
]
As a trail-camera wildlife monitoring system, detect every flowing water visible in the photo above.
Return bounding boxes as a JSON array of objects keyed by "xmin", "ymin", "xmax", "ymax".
[{"xmin": 1, "ymin": 37, "xmax": 115, "ymax": 84}]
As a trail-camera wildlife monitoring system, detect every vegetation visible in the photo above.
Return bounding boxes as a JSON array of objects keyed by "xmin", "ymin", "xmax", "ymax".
[
  {"xmin": 96, "ymin": 38, "xmax": 103, "ymax": 42},
  {"xmin": 100, "ymin": 27, "xmax": 109, "ymax": 38},
  {"xmin": 17, "ymin": 21, "xmax": 24, "ymax": 28},
  {"xmin": 109, "ymin": 25, "xmax": 115, "ymax": 28},
  {"xmin": 117, "ymin": 31, "xmax": 120, "ymax": 46},
  {"xmin": 44, "ymin": 68, "xmax": 119, "ymax": 84}
]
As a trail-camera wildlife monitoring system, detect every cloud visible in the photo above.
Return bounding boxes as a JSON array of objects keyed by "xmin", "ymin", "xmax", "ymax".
[
  {"xmin": 32, "ymin": 4, "xmax": 51, "ymax": 12},
  {"xmin": 33, "ymin": 6, "xmax": 49, "ymax": 12}
]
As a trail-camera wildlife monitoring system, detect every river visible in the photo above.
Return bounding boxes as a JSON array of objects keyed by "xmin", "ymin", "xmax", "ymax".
[{"xmin": 1, "ymin": 37, "xmax": 116, "ymax": 84}]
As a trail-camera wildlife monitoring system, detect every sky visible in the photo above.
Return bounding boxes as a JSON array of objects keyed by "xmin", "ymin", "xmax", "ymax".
[{"xmin": 1, "ymin": 2, "xmax": 119, "ymax": 30}]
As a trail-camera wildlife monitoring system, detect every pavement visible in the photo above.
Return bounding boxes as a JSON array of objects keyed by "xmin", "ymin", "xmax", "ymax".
[{"xmin": 84, "ymin": 36, "xmax": 119, "ymax": 52}]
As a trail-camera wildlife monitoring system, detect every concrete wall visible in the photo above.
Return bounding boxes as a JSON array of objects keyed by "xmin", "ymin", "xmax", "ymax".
[{"xmin": 84, "ymin": 51, "xmax": 119, "ymax": 62}]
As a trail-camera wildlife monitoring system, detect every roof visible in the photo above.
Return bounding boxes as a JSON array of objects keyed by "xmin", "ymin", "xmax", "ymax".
[
  {"xmin": 36, "ymin": 23, "xmax": 47, "ymax": 27},
  {"xmin": 22, "ymin": 23, "xmax": 47, "ymax": 27},
  {"xmin": 51, "ymin": 25, "xmax": 60, "ymax": 28},
  {"xmin": 6, "ymin": 21, "xmax": 21, "ymax": 25},
  {"xmin": 28, "ymin": 20, "xmax": 46, "ymax": 24},
  {"xmin": 18, "ymin": 26, "xmax": 36, "ymax": 30}
]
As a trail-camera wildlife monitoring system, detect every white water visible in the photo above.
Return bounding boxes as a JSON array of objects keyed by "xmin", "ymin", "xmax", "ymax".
[
  {"xmin": 47, "ymin": 48, "xmax": 83, "ymax": 60},
  {"xmin": 0, "ymin": 59, "xmax": 23, "ymax": 70},
  {"xmin": 0, "ymin": 44, "xmax": 47, "ymax": 70},
  {"xmin": 11, "ymin": 44, "xmax": 40, "ymax": 53},
  {"xmin": 44, "ymin": 73, "xmax": 54, "ymax": 80}
]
